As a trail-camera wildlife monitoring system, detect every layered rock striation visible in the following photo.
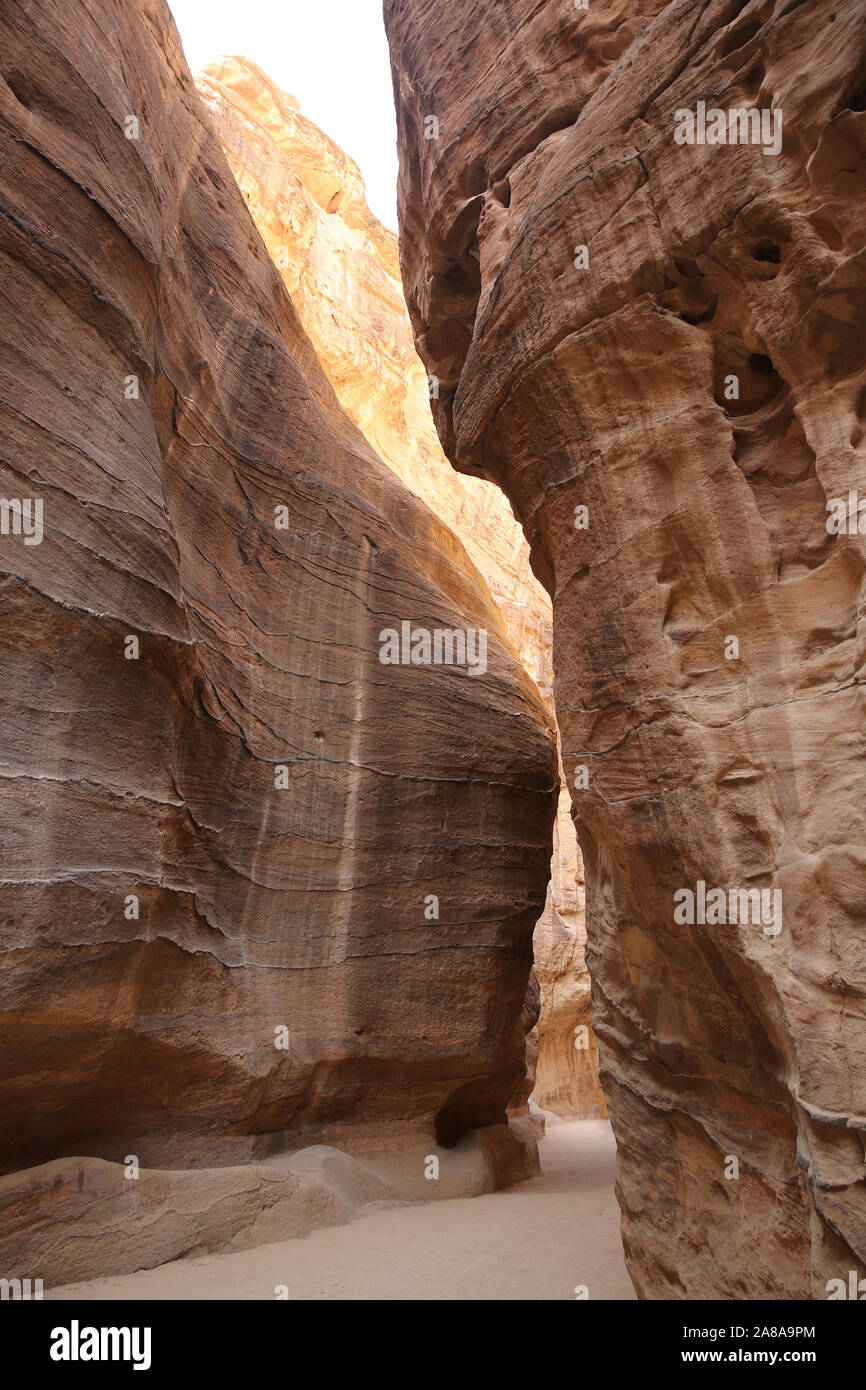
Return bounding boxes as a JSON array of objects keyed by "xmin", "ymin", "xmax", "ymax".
[
  {"xmin": 193, "ymin": 55, "xmax": 604, "ymax": 1119},
  {"xmin": 0, "ymin": 0, "xmax": 557, "ymax": 1208},
  {"xmin": 195, "ymin": 56, "xmax": 552, "ymax": 690},
  {"xmin": 386, "ymin": 0, "xmax": 866, "ymax": 1296}
]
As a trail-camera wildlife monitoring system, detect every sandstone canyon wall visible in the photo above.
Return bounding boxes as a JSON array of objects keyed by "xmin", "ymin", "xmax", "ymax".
[
  {"xmin": 195, "ymin": 57, "xmax": 552, "ymax": 690},
  {"xmin": 386, "ymin": 0, "xmax": 866, "ymax": 1297},
  {"xmin": 192, "ymin": 57, "xmax": 605, "ymax": 1121},
  {"xmin": 0, "ymin": 0, "xmax": 559, "ymax": 1225}
]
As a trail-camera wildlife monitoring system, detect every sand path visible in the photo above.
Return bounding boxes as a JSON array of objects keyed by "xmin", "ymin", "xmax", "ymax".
[{"xmin": 50, "ymin": 1119, "xmax": 633, "ymax": 1301}]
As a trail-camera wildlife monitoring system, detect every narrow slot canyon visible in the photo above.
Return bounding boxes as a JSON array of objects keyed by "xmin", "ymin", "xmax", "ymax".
[{"xmin": 0, "ymin": 0, "xmax": 864, "ymax": 1341}]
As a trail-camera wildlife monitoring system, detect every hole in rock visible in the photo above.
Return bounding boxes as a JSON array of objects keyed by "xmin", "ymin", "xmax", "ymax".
[
  {"xmin": 659, "ymin": 257, "xmax": 717, "ymax": 324},
  {"xmin": 714, "ymin": 339, "xmax": 785, "ymax": 416},
  {"xmin": 749, "ymin": 238, "xmax": 781, "ymax": 264}
]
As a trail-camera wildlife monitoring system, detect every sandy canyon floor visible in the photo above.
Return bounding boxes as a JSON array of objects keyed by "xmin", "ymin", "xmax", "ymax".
[{"xmin": 48, "ymin": 1121, "xmax": 632, "ymax": 1302}]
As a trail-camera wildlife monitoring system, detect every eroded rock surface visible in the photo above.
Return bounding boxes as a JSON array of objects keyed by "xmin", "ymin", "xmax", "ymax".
[
  {"xmin": 386, "ymin": 0, "xmax": 866, "ymax": 1297},
  {"xmin": 192, "ymin": 55, "xmax": 603, "ymax": 1121},
  {"xmin": 195, "ymin": 56, "xmax": 552, "ymax": 689},
  {"xmin": 0, "ymin": 0, "xmax": 557, "ymax": 1208}
]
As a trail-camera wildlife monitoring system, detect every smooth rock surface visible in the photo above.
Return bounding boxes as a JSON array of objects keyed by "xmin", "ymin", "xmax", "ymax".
[
  {"xmin": 195, "ymin": 56, "xmax": 553, "ymax": 691},
  {"xmin": 385, "ymin": 0, "xmax": 866, "ymax": 1297},
  {"xmin": 46, "ymin": 1121, "xmax": 630, "ymax": 1301},
  {"xmin": 0, "ymin": 1123, "xmax": 537, "ymax": 1287}
]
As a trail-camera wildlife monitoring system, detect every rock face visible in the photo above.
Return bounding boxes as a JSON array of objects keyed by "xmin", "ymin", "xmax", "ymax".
[
  {"xmin": 0, "ymin": 0, "xmax": 557, "ymax": 1199},
  {"xmin": 0, "ymin": 1121, "xmax": 538, "ymax": 1289},
  {"xmin": 386, "ymin": 0, "xmax": 866, "ymax": 1297},
  {"xmin": 193, "ymin": 56, "xmax": 604, "ymax": 1120},
  {"xmin": 195, "ymin": 57, "xmax": 552, "ymax": 691}
]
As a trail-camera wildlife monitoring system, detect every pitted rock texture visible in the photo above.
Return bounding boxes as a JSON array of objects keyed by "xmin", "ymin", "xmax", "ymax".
[
  {"xmin": 0, "ymin": 0, "xmax": 558, "ymax": 1181},
  {"xmin": 386, "ymin": 0, "xmax": 866, "ymax": 1297}
]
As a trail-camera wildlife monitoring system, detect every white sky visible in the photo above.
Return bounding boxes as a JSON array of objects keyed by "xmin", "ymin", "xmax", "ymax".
[{"xmin": 168, "ymin": 0, "xmax": 399, "ymax": 229}]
